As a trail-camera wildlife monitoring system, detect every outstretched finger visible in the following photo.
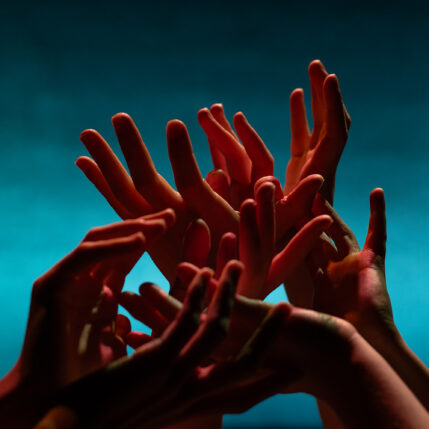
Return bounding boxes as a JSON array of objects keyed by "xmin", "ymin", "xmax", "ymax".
[
  {"xmin": 216, "ymin": 233, "xmax": 238, "ymax": 279},
  {"xmin": 210, "ymin": 103, "xmax": 238, "ymax": 138},
  {"xmin": 83, "ymin": 217, "xmax": 166, "ymax": 244},
  {"xmin": 206, "ymin": 169, "xmax": 231, "ymax": 204},
  {"xmin": 233, "ymin": 112, "xmax": 274, "ymax": 180},
  {"xmin": 267, "ymin": 215, "xmax": 333, "ymax": 292},
  {"xmin": 276, "ymin": 174, "xmax": 324, "ymax": 241},
  {"xmin": 182, "ymin": 219, "xmax": 211, "ymax": 268},
  {"xmin": 308, "ymin": 60, "xmax": 328, "ymax": 145},
  {"xmin": 363, "ymin": 188, "xmax": 386, "ymax": 258},
  {"xmin": 80, "ymin": 129, "xmax": 151, "ymax": 214},
  {"xmin": 76, "ymin": 156, "xmax": 134, "ymax": 219},
  {"xmin": 112, "ymin": 113, "xmax": 183, "ymax": 211},
  {"xmin": 198, "ymin": 108, "xmax": 251, "ymax": 185},
  {"xmin": 254, "ymin": 176, "xmax": 284, "ymax": 202},
  {"xmin": 176, "ymin": 261, "xmax": 242, "ymax": 372},
  {"xmin": 160, "ymin": 269, "xmax": 212, "ymax": 357},
  {"xmin": 119, "ymin": 291, "xmax": 170, "ymax": 334},
  {"xmin": 139, "ymin": 282, "xmax": 181, "ymax": 322},
  {"xmin": 167, "ymin": 119, "xmax": 239, "ymax": 237},
  {"xmin": 290, "ymin": 88, "xmax": 310, "ymax": 156}
]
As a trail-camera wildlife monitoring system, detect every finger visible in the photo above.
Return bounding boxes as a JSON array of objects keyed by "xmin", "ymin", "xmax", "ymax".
[
  {"xmin": 324, "ymin": 74, "xmax": 349, "ymax": 146},
  {"xmin": 126, "ymin": 331, "xmax": 153, "ymax": 349},
  {"xmin": 206, "ymin": 169, "xmax": 231, "ymax": 204},
  {"xmin": 208, "ymin": 137, "xmax": 229, "ymax": 177},
  {"xmin": 234, "ymin": 302, "xmax": 290, "ymax": 364},
  {"xmin": 363, "ymin": 188, "xmax": 386, "ymax": 258},
  {"xmin": 111, "ymin": 113, "xmax": 183, "ymax": 211},
  {"xmin": 254, "ymin": 176, "xmax": 284, "ymax": 202},
  {"xmin": 160, "ymin": 269, "xmax": 212, "ymax": 356},
  {"xmin": 167, "ymin": 119, "xmax": 239, "ymax": 236},
  {"xmin": 216, "ymin": 233, "xmax": 238, "ymax": 279},
  {"xmin": 80, "ymin": 129, "xmax": 151, "ymax": 214},
  {"xmin": 116, "ymin": 314, "xmax": 132, "ymax": 342},
  {"xmin": 233, "ymin": 112, "xmax": 274, "ymax": 180},
  {"xmin": 60, "ymin": 233, "xmax": 146, "ymax": 280},
  {"xmin": 171, "ymin": 263, "xmax": 218, "ymax": 305},
  {"xmin": 238, "ymin": 199, "xmax": 260, "ymax": 266},
  {"xmin": 308, "ymin": 59, "xmax": 328, "ymax": 145},
  {"xmin": 177, "ymin": 261, "xmax": 242, "ymax": 370},
  {"xmin": 76, "ymin": 156, "xmax": 134, "ymax": 219},
  {"xmin": 276, "ymin": 174, "xmax": 324, "ymax": 240},
  {"xmin": 119, "ymin": 291, "xmax": 170, "ymax": 334},
  {"xmin": 210, "ymin": 103, "xmax": 238, "ymax": 138},
  {"xmin": 83, "ymin": 217, "xmax": 166, "ymax": 244},
  {"xmin": 255, "ymin": 182, "xmax": 275, "ymax": 262},
  {"xmin": 182, "ymin": 219, "xmax": 211, "ymax": 268},
  {"xmin": 198, "ymin": 108, "xmax": 251, "ymax": 184},
  {"xmin": 290, "ymin": 88, "xmax": 310, "ymax": 156},
  {"xmin": 139, "ymin": 282, "xmax": 181, "ymax": 322},
  {"xmin": 312, "ymin": 193, "xmax": 360, "ymax": 257},
  {"xmin": 267, "ymin": 215, "xmax": 333, "ymax": 291}
]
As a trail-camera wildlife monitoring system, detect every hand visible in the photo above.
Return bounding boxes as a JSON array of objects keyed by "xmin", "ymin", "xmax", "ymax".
[
  {"xmin": 286, "ymin": 60, "xmax": 351, "ymax": 205},
  {"xmin": 77, "ymin": 115, "xmax": 238, "ymax": 283},
  {"xmin": 35, "ymin": 262, "xmax": 245, "ymax": 429},
  {"xmin": 123, "ymin": 279, "xmax": 429, "ymax": 429},
  {"xmin": 198, "ymin": 103, "xmax": 273, "ymax": 209},
  {"xmin": 0, "ymin": 214, "xmax": 170, "ymax": 426},
  {"xmin": 311, "ymin": 188, "xmax": 393, "ymax": 343},
  {"xmin": 311, "ymin": 188, "xmax": 429, "ymax": 410}
]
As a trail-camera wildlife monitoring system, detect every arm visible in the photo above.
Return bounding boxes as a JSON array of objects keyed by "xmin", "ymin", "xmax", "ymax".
[{"xmin": 311, "ymin": 188, "xmax": 429, "ymax": 410}]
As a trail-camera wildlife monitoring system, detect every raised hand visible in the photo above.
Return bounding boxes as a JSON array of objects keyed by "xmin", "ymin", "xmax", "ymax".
[
  {"xmin": 311, "ymin": 188, "xmax": 429, "ymax": 409},
  {"xmin": 77, "ymin": 115, "xmax": 238, "ymax": 283},
  {"xmin": 124, "ymin": 279, "xmax": 429, "ymax": 429},
  {"xmin": 34, "ymin": 262, "xmax": 244, "ymax": 429},
  {"xmin": 0, "ymin": 214, "xmax": 170, "ymax": 427},
  {"xmin": 198, "ymin": 104, "xmax": 274, "ymax": 209},
  {"xmin": 286, "ymin": 60, "xmax": 351, "ymax": 204}
]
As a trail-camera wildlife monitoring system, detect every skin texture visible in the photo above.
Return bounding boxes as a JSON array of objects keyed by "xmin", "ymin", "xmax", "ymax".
[
  {"xmin": 77, "ymin": 111, "xmax": 331, "ymax": 300},
  {"xmin": 120, "ymin": 277, "xmax": 429, "ymax": 429},
  {"xmin": 197, "ymin": 60, "xmax": 350, "ymax": 308},
  {"xmin": 311, "ymin": 188, "xmax": 429, "ymax": 411},
  {"xmin": 0, "ymin": 214, "xmax": 172, "ymax": 427},
  {"xmin": 34, "ymin": 262, "xmax": 291, "ymax": 429}
]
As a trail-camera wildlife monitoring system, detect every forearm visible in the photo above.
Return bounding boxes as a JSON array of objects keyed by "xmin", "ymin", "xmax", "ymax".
[
  {"xmin": 365, "ymin": 325, "xmax": 429, "ymax": 410},
  {"xmin": 322, "ymin": 333, "xmax": 429, "ymax": 429}
]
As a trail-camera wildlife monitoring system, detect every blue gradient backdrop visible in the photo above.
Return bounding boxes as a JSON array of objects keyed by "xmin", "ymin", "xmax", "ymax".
[{"xmin": 0, "ymin": 1, "xmax": 428, "ymax": 427}]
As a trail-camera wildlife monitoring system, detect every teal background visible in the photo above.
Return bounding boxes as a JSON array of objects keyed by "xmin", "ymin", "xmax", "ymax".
[{"xmin": 0, "ymin": 1, "xmax": 428, "ymax": 427}]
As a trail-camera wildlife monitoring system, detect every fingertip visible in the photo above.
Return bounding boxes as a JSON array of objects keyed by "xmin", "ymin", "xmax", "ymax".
[
  {"xmin": 197, "ymin": 107, "xmax": 211, "ymax": 123},
  {"xmin": 305, "ymin": 173, "xmax": 325, "ymax": 186},
  {"xmin": 240, "ymin": 198, "xmax": 257, "ymax": 212},
  {"xmin": 256, "ymin": 180, "xmax": 276, "ymax": 201},
  {"xmin": 224, "ymin": 259, "xmax": 244, "ymax": 284},
  {"xmin": 166, "ymin": 119, "xmax": 188, "ymax": 140},
  {"xmin": 233, "ymin": 111, "xmax": 246, "ymax": 123},
  {"xmin": 308, "ymin": 59, "xmax": 327, "ymax": 74},
  {"xmin": 273, "ymin": 301, "xmax": 293, "ymax": 320},
  {"xmin": 80, "ymin": 128, "xmax": 98, "ymax": 142},
  {"xmin": 318, "ymin": 214, "xmax": 334, "ymax": 228},
  {"xmin": 111, "ymin": 112, "xmax": 132, "ymax": 125},
  {"xmin": 75, "ymin": 156, "xmax": 90, "ymax": 168},
  {"xmin": 324, "ymin": 74, "xmax": 340, "ymax": 91},
  {"xmin": 369, "ymin": 187, "xmax": 386, "ymax": 211},
  {"xmin": 210, "ymin": 103, "xmax": 224, "ymax": 113},
  {"xmin": 290, "ymin": 87, "xmax": 304, "ymax": 102}
]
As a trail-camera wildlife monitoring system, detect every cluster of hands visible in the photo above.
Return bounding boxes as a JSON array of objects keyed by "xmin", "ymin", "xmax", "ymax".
[{"xmin": 1, "ymin": 60, "xmax": 428, "ymax": 429}]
